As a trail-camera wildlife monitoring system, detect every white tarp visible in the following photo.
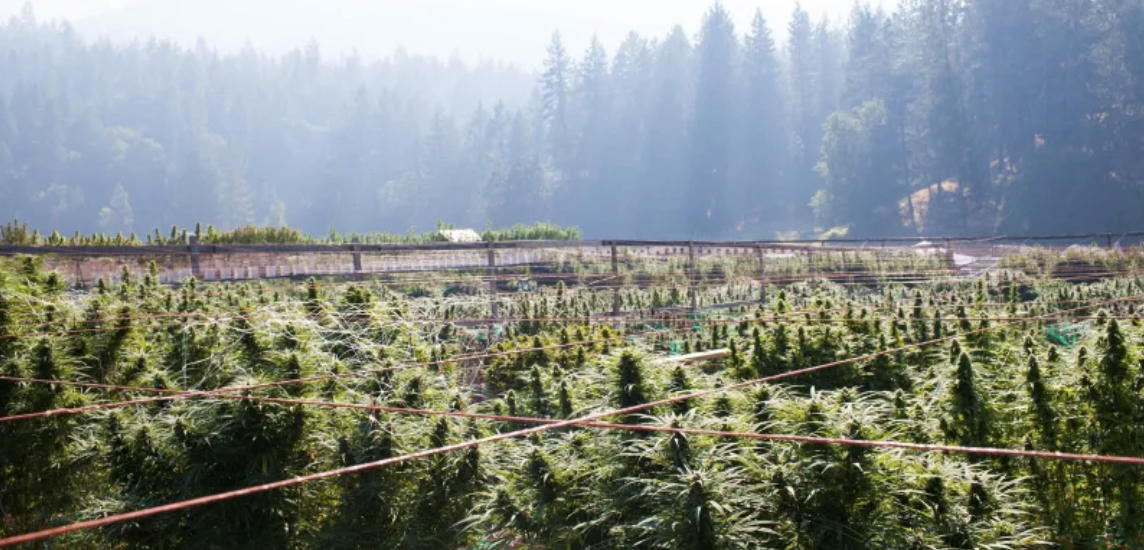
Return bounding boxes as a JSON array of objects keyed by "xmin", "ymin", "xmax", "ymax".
[{"xmin": 439, "ymin": 229, "xmax": 482, "ymax": 243}]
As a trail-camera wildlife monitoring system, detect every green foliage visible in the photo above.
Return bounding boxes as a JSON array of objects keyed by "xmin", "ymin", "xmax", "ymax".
[
  {"xmin": 616, "ymin": 350, "xmax": 651, "ymax": 420},
  {"xmin": 5, "ymin": 0, "xmax": 1144, "ymax": 245},
  {"xmin": 945, "ymin": 352, "xmax": 993, "ymax": 447},
  {"xmin": 2, "ymin": 254, "xmax": 1144, "ymax": 549},
  {"xmin": 2, "ymin": 220, "xmax": 583, "ymax": 246}
]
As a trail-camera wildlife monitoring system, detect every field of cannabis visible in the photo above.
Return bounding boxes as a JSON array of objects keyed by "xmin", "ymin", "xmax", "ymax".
[{"xmin": 2, "ymin": 247, "xmax": 1144, "ymax": 550}]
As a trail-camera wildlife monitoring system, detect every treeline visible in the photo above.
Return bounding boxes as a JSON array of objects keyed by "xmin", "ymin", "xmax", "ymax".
[{"xmin": 1, "ymin": 1, "xmax": 1144, "ymax": 239}]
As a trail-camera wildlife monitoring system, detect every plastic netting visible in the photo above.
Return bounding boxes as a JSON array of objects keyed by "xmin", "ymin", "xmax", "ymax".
[{"xmin": 1045, "ymin": 322, "xmax": 1090, "ymax": 348}]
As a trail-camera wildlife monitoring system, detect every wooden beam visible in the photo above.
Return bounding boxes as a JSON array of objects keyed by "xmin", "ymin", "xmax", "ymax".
[{"xmin": 4, "ymin": 232, "xmax": 1144, "ymax": 257}]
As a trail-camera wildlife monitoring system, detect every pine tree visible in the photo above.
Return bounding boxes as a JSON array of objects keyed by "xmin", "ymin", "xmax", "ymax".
[
  {"xmin": 608, "ymin": 31, "xmax": 654, "ymax": 236},
  {"xmin": 788, "ymin": 3, "xmax": 821, "ymax": 203},
  {"xmin": 739, "ymin": 9, "xmax": 790, "ymax": 227},
  {"xmin": 814, "ymin": 18, "xmax": 843, "ymax": 124},
  {"xmin": 540, "ymin": 31, "xmax": 574, "ymax": 188},
  {"xmin": 688, "ymin": 4, "xmax": 738, "ymax": 237},
  {"xmin": 843, "ymin": 4, "xmax": 893, "ymax": 109},
  {"xmin": 639, "ymin": 26, "xmax": 693, "ymax": 237},
  {"xmin": 907, "ymin": 0, "xmax": 980, "ymax": 234},
  {"xmin": 567, "ymin": 35, "xmax": 611, "ymax": 228}
]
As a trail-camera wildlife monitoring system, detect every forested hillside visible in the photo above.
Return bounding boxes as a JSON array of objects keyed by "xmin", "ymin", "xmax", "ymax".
[{"xmin": 1, "ymin": 0, "xmax": 1144, "ymax": 239}]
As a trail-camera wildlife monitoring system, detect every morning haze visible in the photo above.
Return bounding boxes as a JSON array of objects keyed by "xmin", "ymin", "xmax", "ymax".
[
  {"xmin": 5, "ymin": 0, "xmax": 881, "ymax": 67},
  {"xmin": 1, "ymin": 0, "xmax": 1142, "ymax": 241}
]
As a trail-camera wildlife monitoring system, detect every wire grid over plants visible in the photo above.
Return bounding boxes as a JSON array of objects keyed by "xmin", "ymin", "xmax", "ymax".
[{"xmin": 3, "ymin": 235, "xmax": 1144, "ymax": 549}]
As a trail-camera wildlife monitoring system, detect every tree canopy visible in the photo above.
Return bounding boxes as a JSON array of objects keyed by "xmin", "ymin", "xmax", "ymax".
[{"xmin": 1, "ymin": 1, "xmax": 1143, "ymax": 239}]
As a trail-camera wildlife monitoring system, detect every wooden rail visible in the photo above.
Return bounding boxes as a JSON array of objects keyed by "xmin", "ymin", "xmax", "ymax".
[
  {"xmin": 1, "ymin": 233, "xmax": 1136, "ymax": 294},
  {"xmin": 2, "ymin": 231, "xmax": 1134, "ymax": 259}
]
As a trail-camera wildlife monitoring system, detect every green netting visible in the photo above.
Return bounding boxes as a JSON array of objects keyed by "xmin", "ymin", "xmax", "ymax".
[
  {"xmin": 685, "ymin": 313, "xmax": 706, "ymax": 334},
  {"xmin": 475, "ymin": 323, "xmax": 506, "ymax": 342},
  {"xmin": 1045, "ymin": 322, "xmax": 1090, "ymax": 348}
]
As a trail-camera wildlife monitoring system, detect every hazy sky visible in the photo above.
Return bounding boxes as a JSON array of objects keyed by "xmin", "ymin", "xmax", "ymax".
[{"xmin": 5, "ymin": 0, "xmax": 892, "ymax": 67}]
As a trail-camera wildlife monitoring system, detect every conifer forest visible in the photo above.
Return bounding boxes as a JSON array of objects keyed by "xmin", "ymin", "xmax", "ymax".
[
  {"xmin": 5, "ymin": 0, "xmax": 1144, "ymax": 549},
  {"xmin": 2, "ymin": 0, "xmax": 1144, "ymax": 239}
]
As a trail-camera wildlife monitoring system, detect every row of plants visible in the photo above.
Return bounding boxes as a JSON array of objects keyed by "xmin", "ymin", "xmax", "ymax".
[
  {"xmin": 2, "ymin": 254, "xmax": 1144, "ymax": 549},
  {"xmin": 997, "ymin": 244, "xmax": 1144, "ymax": 278},
  {"xmin": 0, "ymin": 220, "xmax": 583, "ymax": 247}
]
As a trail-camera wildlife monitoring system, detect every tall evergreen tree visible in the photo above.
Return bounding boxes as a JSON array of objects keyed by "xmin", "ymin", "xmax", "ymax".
[
  {"xmin": 540, "ymin": 31, "xmax": 574, "ymax": 194},
  {"xmin": 788, "ymin": 3, "xmax": 822, "ymax": 213},
  {"xmin": 688, "ymin": 4, "xmax": 738, "ymax": 237},
  {"xmin": 641, "ymin": 26, "xmax": 693, "ymax": 238},
  {"xmin": 488, "ymin": 109, "xmax": 544, "ymax": 226},
  {"xmin": 569, "ymin": 35, "xmax": 611, "ymax": 228},
  {"xmin": 907, "ymin": 0, "xmax": 979, "ymax": 234},
  {"xmin": 814, "ymin": 19, "xmax": 844, "ymax": 125},
  {"xmin": 738, "ymin": 9, "xmax": 790, "ymax": 230},
  {"xmin": 843, "ymin": 4, "xmax": 893, "ymax": 109},
  {"xmin": 422, "ymin": 108, "xmax": 467, "ymax": 226},
  {"xmin": 815, "ymin": 100, "xmax": 904, "ymax": 235},
  {"xmin": 608, "ymin": 32, "xmax": 654, "ymax": 237}
]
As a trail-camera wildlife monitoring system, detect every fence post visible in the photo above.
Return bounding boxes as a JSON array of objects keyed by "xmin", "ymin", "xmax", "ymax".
[
  {"xmin": 74, "ymin": 258, "xmax": 85, "ymax": 288},
  {"xmin": 945, "ymin": 239, "xmax": 955, "ymax": 274},
  {"xmin": 351, "ymin": 244, "xmax": 363, "ymax": 280},
  {"xmin": 757, "ymin": 245, "xmax": 767, "ymax": 305},
  {"xmin": 1106, "ymin": 233, "xmax": 1114, "ymax": 249},
  {"xmin": 611, "ymin": 241, "xmax": 621, "ymax": 317},
  {"xmin": 807, "ymin": 247, "xmax": 815, "ymax": 281},
  {"xmin": 189, "ymin": 235, "xmax": 202, "ymax": 280},
  {"xmin": 688, "ymin": 242, "xmax": 697, "ymax": 313},
  {"xmin": 487, "ymin": 243, "xmax": 499, "ymax": 321}
]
